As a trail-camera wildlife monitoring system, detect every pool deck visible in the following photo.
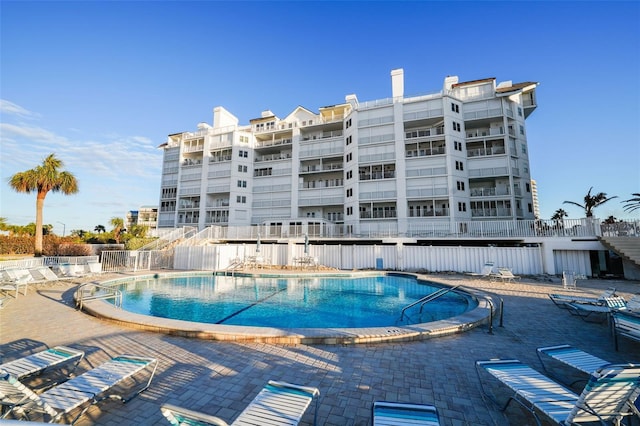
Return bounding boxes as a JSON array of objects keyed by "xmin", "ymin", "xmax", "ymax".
[{"xmin": 1, "ymin": 271, "xmax": 639, "ymax": 425}]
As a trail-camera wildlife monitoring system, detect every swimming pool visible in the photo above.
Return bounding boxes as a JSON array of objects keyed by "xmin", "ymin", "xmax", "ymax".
[
  {"xmin": 80, "ymin": 271, "xmax": 495, "ymax": 345},
  {"xmin": 109, "ymin": 274, "xmax": 475, "ymax": 328}
]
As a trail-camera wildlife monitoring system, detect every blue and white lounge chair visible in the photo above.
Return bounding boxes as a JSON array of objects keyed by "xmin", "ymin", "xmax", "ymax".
[
  {"xmin": 548, "ymin": 287, "xmax": 617, "ymax": 309},
  {"xmin": 161, "ymin": 380, "xmax": 320, "ymax": 426},
  {"xmin": 566, "ymin": 295, "xmax": 627, "ymax": 323},
  {"xmin": 0, "ymin": 346, "xmax": 84, "ymax": 386},
  {"xmin": 536, "ymin": 344, "xmax": 609, "ymax": 387},
  {"xmin": 476, "ymin": 359, "xmax": 640, "ymax": 425},
  {"xmin": 612, "ymin": 309, "xmax": 640, "ymax": 351},
  {"xmin": 1, "ymin": 354, "xmax": 157, "ymax": 424},
  {"xmin": 372, "ymin": 401, "xmax": 440, "ymax": 425}
]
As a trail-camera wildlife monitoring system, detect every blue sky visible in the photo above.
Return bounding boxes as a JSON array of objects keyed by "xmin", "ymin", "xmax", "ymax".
[{"xmin": 1, "ymin": 1, "xmax": 639, "ymax": 234}]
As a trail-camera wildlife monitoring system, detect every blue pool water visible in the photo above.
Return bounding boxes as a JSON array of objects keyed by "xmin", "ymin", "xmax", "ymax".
[{"xmin": 111, "ymin": 274, "xmax": 476, "ymax": 328}]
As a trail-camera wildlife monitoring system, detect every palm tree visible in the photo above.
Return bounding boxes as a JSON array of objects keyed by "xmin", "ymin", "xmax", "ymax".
[
  {"xmin": 94, "ymin": 225, "xmax": 106, "ymax": 234},
  {"xmin": 110, "ymin": 217, "xmax": 124, "ymax": 244},
  {"xmin": 8, "ymin": 154, "xmax": 79, "ymax": 256},
  {"xmin": 563, "ymin": 187, "xmax": 617, "ymax": 218},
  {"xmin": 551, "ymin": 208, "xmax": 568, "ymax": 229},
  {"xmin": 622, "ymin": 193, "xmax": 640, "ymax": 213}
]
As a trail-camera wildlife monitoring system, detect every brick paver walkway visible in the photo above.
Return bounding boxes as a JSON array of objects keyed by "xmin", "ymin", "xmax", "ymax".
[{"xmin": 1, "ymin": 272, "xmax": 639, "ymax": 425}]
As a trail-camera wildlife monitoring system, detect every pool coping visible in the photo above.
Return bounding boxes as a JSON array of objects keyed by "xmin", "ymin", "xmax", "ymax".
[{"xmin": 78, "ymin": 271, "xmax": 499, "ymax": 345}]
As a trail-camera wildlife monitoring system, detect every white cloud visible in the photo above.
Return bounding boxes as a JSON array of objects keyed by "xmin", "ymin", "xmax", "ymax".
[{"xmin": 0, "ymin": 100, "xmax": 40, "ymax": 119}]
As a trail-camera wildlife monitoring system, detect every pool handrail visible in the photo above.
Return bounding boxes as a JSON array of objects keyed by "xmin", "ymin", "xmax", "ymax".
[
  {"xmin": 400, "ymin": 285, "xmax": 462, "ymax": 320},
  {"xmin": 76, "ymin": 282, "xmax": 123, "ymax": 310}
]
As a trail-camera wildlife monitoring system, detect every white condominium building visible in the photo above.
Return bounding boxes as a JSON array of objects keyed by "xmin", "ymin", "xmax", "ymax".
[{"xmin": 157, "ymin": 69, "xmax": 538, "ymax": 236}]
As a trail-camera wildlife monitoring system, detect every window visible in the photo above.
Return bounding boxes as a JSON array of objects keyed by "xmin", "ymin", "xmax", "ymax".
[
  {"xmin": 519, "ymin": 125, "xmax": 524, "ymax": 135},
  {"xmin": 346, "ymin": 188, "xmax": 353, "ymax": 197},
  {"xmin": 457, "ymin": 181, "xmax": 465, "ymax": 191},
  {"xmin": 237, "ymin": 180, "xmax": 247, "ymax": 188},
  {"xmin": 452, "ymin": 122, "xmax": 461, "ymax": 132},
  {"xmin": 239, "ymin": 135, "xmax": 249, "ymax": 143},
  {"xmin": 238, "ymin": 150, "xmax": 248, "ymax": 158},
  {"xmin": 451, "ymin": 103, "xmax": 459, "ymax": 113},
  {"xmin": 346, "ymin": 135, "xmax": 352, "ymax": 145},
  {"xmin": 454, "ymin": 141, "xmax": 463, "ymax": 151},
  {"xmin": 346, "ymin": 153, "xmax": 352, "ymax": 162},
  {"xmin": 238, "ymin": 165, "xmax": 247, "ymax": 172},
  {"xmin": 526, "ymin": 182, "xmax": 531, "ymax": 192},
  {"xmin": 455, "ymin": 161, "xmax": 464, "ymax": 171},
  {"xmin": 528, "ymin": 203, "xmax": 533, "ymax": 213},
  {"xmin": 458, "ymin": 202, "xmax": 467, "ymax": 212},
  {"xmin": 521, "ymin": 144, "xmax": 527, "ymax": 154},
  {"xmin": 347, "ymin": 170, "xmax": 353, "ymax": 179},
  {"xmin": 518, "ymin": 107, "xmax": 523, "ymax": 117},
  {"xmin": 347, "ymin": 207, "xmax": 353, "ymax": 216},
  {"xmin": 346, "ymin": 118, "xmax": 352, "ymax": 129},
  {"xmin": 236, "ymin": 196, "xmax": 246, "ymax": 203}
]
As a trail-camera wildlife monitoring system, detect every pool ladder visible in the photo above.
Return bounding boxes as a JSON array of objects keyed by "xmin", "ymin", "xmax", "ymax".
[
  {"xmin": 76, "ymin": 282, "xmax": 122, "ymax": 310},
  {"xmin": 400, "ymin": 284, "xmax": 462, "ymax": 321}
]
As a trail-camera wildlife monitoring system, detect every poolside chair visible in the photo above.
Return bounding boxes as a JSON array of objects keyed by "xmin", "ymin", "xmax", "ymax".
[
  {"xmin": 562, "ymin": 271, "xmax": 577, "ymax": 290},
  {"xmin": 489, "ymin": 267, "xmax": 520, "ymax": 283},
  {"xmin": 612, "ymin": 309, "xmax": 640, "ymax": 351},
  {"xmin": 626, "ymin": 294, "xmax": 640, "ymax": 312},
  {"xmin": 0, "ymin": 346, "xmax": 84, "ymax": 388},
  {"xmin": 27, "ymin": 266, "xmax": 63, "ymax": 284},
  {"xmin": 1, "ymin": 354, "xmax": 157, "ymax": 424},
  {"xmin": 566, "ymin": 295, "xmax": 627, "ymax": 323},
  {"xmin": 536, "ymin": 344, "xmax": 609, "ymax": 388},
  {"xmin": 372, "ymin": 401, "xmax": 441, "ymax": 425},
  {"xmin": 0, "ymin": 268, "xmax": 32, "ymax": 298},
  {"xmin": 465, "ymin": 261, "xmax": 495, "ymax": 279},
  {"xmin": 548, "ymin": 287, "xmax": 617, "ymax": 309},
  {"xmin": 476, "ymin": 359, "xmax": 640, "ymax": 425},
  {"xmin": 161, "ymin": 380, "xmax": 320, "ymax": 426}
]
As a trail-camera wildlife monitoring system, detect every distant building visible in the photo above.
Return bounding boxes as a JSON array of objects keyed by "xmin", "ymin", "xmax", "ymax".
[
  {"xmin": 531, "ymin": 179, "xmax": 540, "ymax": 219},
  {"xmin": 126, "ymin": 206, "xmax": 158, "ymax": 231},
  {"xmin": 157, "ymin": 69, "xmax": 539, "ymax": 233}
]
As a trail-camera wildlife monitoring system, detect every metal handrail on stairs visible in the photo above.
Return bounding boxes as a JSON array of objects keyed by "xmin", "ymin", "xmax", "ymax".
[
  {"xmin": 400, "ymin": 285, "xmax": 462, "ymax": 321},
  {"xmin": 76, "ymin": 282, "xmax": 122, "ymax": 310}
]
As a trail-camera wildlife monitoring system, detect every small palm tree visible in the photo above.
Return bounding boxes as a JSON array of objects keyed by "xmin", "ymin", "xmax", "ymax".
[
  {"xmin": 563, "ymin": 187, "xmax": 617, "ymax": 218},
  {"xmin": 551, "ymin": 208, "xmax": 568, "ymax": 228},
  {"xmin": 622, "ymin": 193, "xmax": 640, "ymax": 213},
  {"xmin": 110, "ymin": 217, "xmax": 124, "ymax": 244},
  {"xmin": 8, "ymin": 154, "xmax": 79, "ymax": 256},
  {"xmin": 94, "ymin": 225, "xmax": 106, "ymax": 234}
]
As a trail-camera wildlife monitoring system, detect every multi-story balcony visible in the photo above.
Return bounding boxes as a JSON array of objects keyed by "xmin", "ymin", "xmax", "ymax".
[
  {"xmin": 463, "ymin": 107, "xmax": 503, "ymax": 121},
  {"xmin": 299, "ymin": 163, "xmax": 343, "ymax": 174},
  {"xmin": 405, "ymin": 126, "xmax": 445, "ymax": 139},
  {"xmin": 255, "ymin": 138, "xmax": 292, "ymax": 149},
  {"xmin": 466, "ymin": 127, "xmax": 508, "ymax": 139},
  {"xmin": 470, "ymin": 187, "xmax": 510, "ymax": 197},
  {"xmin": 206, "ymin": 184, "xmax": 231, "ymax": 194},
  {"xmin": 468, "ymin": 167, "xmax": 510, "ymax": 178},
  {"xmin": 255, "ymin": 152, "xmax": 291, "ymax": 162},
  {"xmin": 299, "ymin": 187, "xmax": 344, "ymax": 206},
  {"xmin": 301, "ymin": 130, "xmax": 343, "ymax": 141},
  {"xmin": 299, "ymin": 178, "xmax": 343, "ymax": 189},
  {"xmin": 360, "ymin": 203, "xmax": 397, "ymax": 219},
  {"xmin": 471, "ymin": 207, "xmax": 512, "ymax": 217},
  {"xmin": 466, "ymin": 140, "xmax": 506, "ymax": 158},
  {"xmin": 182, "ymin": 159, "xmax": 203, "ymax": 167}
]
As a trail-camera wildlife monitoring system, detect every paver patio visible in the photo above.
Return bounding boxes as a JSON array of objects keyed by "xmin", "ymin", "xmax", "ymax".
[{"xmin": 1, "ymin": 272, "xmax": 639, "ymax": 425}]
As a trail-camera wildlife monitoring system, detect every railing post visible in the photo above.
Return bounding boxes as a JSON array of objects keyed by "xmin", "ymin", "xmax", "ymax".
[
  {"xmin": 487, "ymin": 301, "xmax": 494, "ymax": 335},
  {"xmin": 499, "ymin": 298, "xmax": 504, "ymax": 327}
]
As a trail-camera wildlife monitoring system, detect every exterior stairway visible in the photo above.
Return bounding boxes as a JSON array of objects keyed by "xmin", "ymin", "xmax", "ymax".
[{"xmin": 599, "ymin": 236, "xmax": 640, "ymax": 266}]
